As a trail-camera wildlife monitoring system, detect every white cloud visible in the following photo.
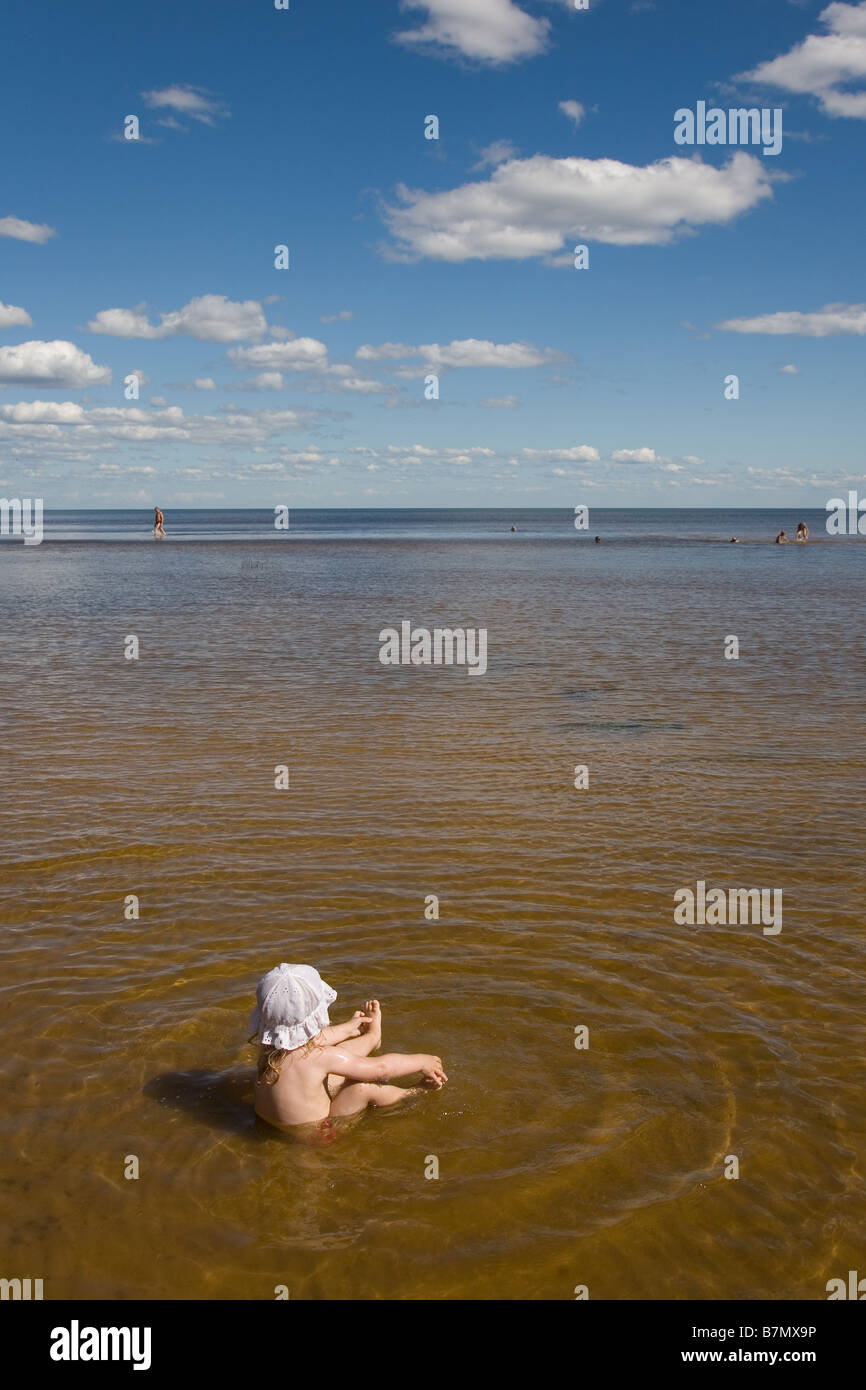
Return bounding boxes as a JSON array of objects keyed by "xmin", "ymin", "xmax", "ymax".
[
  {"xmin": 194, "ymin": 377, "xmax": 218, "ymax": 390},
  {"xmin": 780, "ymin": 363, "xmax": 800, "ymax": 373},
  {"xmin": 88, "ymin": 294, "xmax": 267, "ymax": 343},
  {"xmin": 265, "ymin": 448, "xmax": 335, "ymax": 466},
  {"xmin": 384, "ymin": 152, "xmax": 776, "ymax": 260},
  {"xmin": 558, "ymin": 99, "xmax": 585, "ymax": 127},
  {"xmin": 747, "ymin": 464, "xmax": 866, "ymax": 487},
  {"xmin": 740, "ymin": 2, "xmax": 866, "ymax": 118},
  {"xmin": 0, "ymin": 340, "xmax": 111, "ymax": 387},
  {"xmin": 0, "ymin": 400, "xmax": 85, "ymax": 423},
  {"xmin": 357, "ymin": 338, "xmax": 565, "ymax": 369},
  {"xmin": 0, "ymin": 302, "xmax": 33, "ymax": 328},
  {"xmin": 521, "ymin": 445, "xmax": 599, "ymax": 461},
  {"xmin": 481, "ymin": 394, "xmax": 520, "ymax": 408},
  {"xmin": 355, "ymin": 341, "xmax": 412, "ymax": 361},
  {"xmin": 87, "ymin": 307, "xmax": 156, "ymax": 337},
  {"xmin": 235, "ymin": 372, "xmax": 284, "ymax": 390},
  {"xmin": 320, "ymin": 310, "xmax": 353, "ymax": 323},
  {"xmin": 717, "ymin": 303, "xmax": 866, "ymax": 336},
  {"xmin": 228, "ymin": 338, "xmax": 329, "ymax": 370},
  {"xmin": 472, "ymin": 140, "xmax": 519, "ymax": 169},
  {"xmin": 0, "ymin": 403, "xmax": 327, "ymax": 469},
  {"xmin": 330, "ymin": 376, "xmax": 392, "ymax": 394},
  {"xmin": 610, "ymin": 447, "xmax": 665, "ymax": 463},
  {"xmin": 141, "ymin": 84, "xmax": 228, "ymax": 125},
  {"xmin": 394, "ymin": 0, "xmax": 550, "ymax": 65},
  {"xmin": 149, "ymin": 396, "xmax": 167, "ymax": 407},
  {"xmin": 0, "ymin": 215, "xmax": 57, "ymax": 244}
]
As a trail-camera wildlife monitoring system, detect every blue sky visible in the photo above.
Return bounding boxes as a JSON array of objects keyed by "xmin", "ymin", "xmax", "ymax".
[{"xmin": 1, "ymin": 0, "xmax": 864, "ymax": 507}]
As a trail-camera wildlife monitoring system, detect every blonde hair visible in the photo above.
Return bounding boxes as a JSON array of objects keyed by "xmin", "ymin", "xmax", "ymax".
[{"xmin": 254, "ymin": 1035, "xmax": 322, "ymax": 1086}]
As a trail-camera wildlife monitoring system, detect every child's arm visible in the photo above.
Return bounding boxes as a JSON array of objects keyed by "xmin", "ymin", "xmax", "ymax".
[
  {"xmin": 321, "ymin": 1048, "xmax": 446, "ymax": 1087},
  {"xmin": 320, "ymin": 1011, "xmax": 371, "ymax": 1045}
]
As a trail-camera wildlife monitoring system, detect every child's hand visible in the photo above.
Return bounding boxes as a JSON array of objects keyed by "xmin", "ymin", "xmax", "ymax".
[
  {"xmin": 348, "ymin": 1009, "xmax": 373, "ymax": 1035},
  {"xmin": 419, "ymin": 1056, "xmax": 447, "ymax": 1088}
]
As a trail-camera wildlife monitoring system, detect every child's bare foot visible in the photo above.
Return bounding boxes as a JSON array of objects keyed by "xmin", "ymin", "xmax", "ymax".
[{"xmin": 363, "ymin": 999, "xmax": 382, "ymax": 1048}]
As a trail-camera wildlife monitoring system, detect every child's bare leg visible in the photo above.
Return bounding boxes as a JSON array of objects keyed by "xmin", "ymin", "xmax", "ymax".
[
  {"xmin": 327, "ymin": 1001, "xmax": 382, "ymax": 1096},
  {"xmin": 329, "ymin": 1081, "xmax": 409, "ymax": 1117}
]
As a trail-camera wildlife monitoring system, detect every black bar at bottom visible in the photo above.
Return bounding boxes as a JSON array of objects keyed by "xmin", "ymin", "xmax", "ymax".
[{"xmin": 3, "ymin": 1299, "xmax": 860, "ymax": 1374}]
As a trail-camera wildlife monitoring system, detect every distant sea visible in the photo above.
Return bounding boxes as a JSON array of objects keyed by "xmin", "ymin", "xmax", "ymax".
[{"xmin": 3, "ymin": 505, "xmax": 843, "ymax": 543}]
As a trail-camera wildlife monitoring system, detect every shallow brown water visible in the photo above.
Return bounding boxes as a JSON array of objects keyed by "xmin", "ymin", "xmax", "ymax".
[{"xmin": 1, "ymin": 519, "xmax": 864, "ymax": 1299}]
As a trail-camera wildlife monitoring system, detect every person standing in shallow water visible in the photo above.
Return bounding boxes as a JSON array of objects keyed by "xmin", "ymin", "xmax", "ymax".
[
  {"xmin": 796, "ymin": 521, "xmax": 809, "ymax": 542},
  {"xmin": 153, "ymin": 505, "xmax": 165, "ymax": 538}
]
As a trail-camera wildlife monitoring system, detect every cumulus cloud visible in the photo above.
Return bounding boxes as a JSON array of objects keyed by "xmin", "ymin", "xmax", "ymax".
[
  {"xmin": 228, "ymin": 338, "xmax": 329, "ymax": 371},
  {"xmin": 520, "ymin": 445, "xmax": 600, "ymax": 461},
  {"xmin": 717, "ymin": 303, "xmax": 866, "ymax": 336},
  {"xmin": 748, "ymin": 464, "xmax": 866, "ymax": 487},
  {"xmin": 355, "ymin": 341, "xmax": 412, "ymax": 361},
  {"xmin": 558, "ymin": 99, "xmax": 586, "ymax": 127},
  {"xmin": 0, "ymin": 215, "xmax": 57, "ymax": 244},
  {"xmin": 0, "ymin": 302, "xmax": 33, "ymax": 328},
  {"xmin": 194, "ymin": 377, "xmax": 217, "ymax": 390},
  {"xmin": 383, "ymin": 152, "xmax": 777, "ymax": 260},
  {"xmin": 356, "ymin": 338, "xmax": 566, "ymax": 369},
  {"xmin": 141, "ymin": 84, "xmax": 229, "ymax": 125},
  {"xmin": 233, "ymin": 372, "xmax": 284, "ymax": 390},
  {"xmin": 740, "ymin": 2, "xmax": 866, "ymax": 118},
  {"xmin": 329, "ymin": 376, "xmax": 393, "ymax": 393},
  {"xmin": 0, "ymin": 404, "xmax": 317, "ymax": 458},
  {"xmin": 320, "ymin": 310, "xmax": 353, "ymax": 323},
  {"xmin": 0, "ymin": 400, "xmax": 85, "ymax": 423},
  {"xmin": 88, "ymin": 294, "xmax": 267, "ymax": 342},
  {"xmin": 780, "ymin": 363, "xmax": 800, "ymax": 373},
  {"xmin": 394, "ymin": 0, "xmax": 550, "ymax": 65},
  {"xmin": 0, "ymin": 340, "xmax": 111, "ymax": 388},
  {"xmin": 610, "ymin": 447, "xmax": 666, "ymax": 463},
  {"xmin": 87, "ymin": 307, "xmax": 157, "ymax": 337}
]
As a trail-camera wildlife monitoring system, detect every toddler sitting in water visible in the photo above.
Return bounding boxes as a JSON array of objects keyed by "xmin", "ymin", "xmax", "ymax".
[{"xmin": 250, "ymin": 963, "xmax": 447, "ymax": 1132}]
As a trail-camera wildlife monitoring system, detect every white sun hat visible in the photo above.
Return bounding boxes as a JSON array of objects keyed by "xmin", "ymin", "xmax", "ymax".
[{"xmin": 249, "ymin": 963, "xmax": 337, "ymax": 1051}]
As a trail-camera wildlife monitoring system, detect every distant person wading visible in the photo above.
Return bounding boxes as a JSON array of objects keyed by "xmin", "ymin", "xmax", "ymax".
[{"xmin": 153, "ymin": 506, "xmax": 166, "ymax": 539}]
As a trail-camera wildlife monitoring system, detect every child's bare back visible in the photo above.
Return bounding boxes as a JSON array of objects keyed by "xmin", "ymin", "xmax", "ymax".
[{"xmin": 249, "ymin": 966, "xmax": 447, "ymax": 1133}]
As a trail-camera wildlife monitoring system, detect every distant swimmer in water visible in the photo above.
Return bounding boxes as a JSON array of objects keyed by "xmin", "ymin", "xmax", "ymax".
[
  {"xmin": 594, "ymin": 536, "xmax": 600, "ymax": 544},
  {"xmin": 153, "ymin": 505, "xmax": 166, "ymax": 538},
  {"xmin": 730, "ymin": 537, "xmax": 740, "ymax": 543},
  {"xmin": 775, "ymin": 529, "xmax": 789, "ymax": 544},
  {"xmin": 511, "ymin": 525, "xmax": 517, "ymax": 532},
  {"xmin": 796, "ymin": 521, "xmax": 809, "ymax": 542}
]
